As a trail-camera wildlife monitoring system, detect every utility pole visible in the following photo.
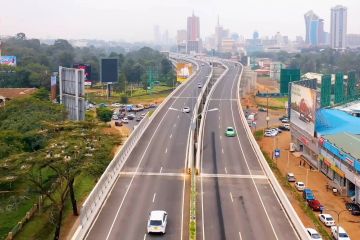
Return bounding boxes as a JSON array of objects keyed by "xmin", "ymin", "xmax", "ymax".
[{"xmin": 266, "ymin": 90, "xmax": 269, "ymax": 129}]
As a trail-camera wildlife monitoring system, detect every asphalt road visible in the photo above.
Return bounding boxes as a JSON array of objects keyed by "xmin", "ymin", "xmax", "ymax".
[
  {"xmin": 198, "ymin": 61, "xmax": 299, "ymax": 240},
  {"xmin": 84, "ymin": 60, "xmax": 211, "ymax": 240}
]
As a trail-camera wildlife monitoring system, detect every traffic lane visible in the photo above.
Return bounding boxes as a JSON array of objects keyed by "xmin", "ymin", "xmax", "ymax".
[
  {"xmin": 85, "ymin": 175, "xmax": 135, "ymax": 239},
  {"xmin": 104, "ymin": 175, "xmax": 186, "ymax": 240},
  {"xmin": 201, "ymin": 178, "xmax": 279, "ymax": 240},
  {"xmin": 253, "ymin": 179, "xmax": 299, "ymax": 240}
]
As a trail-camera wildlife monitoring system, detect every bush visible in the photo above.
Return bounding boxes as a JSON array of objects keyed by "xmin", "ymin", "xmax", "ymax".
[
  {"xmin": 120, "ymin": 95, "xmax": 128, "ymax": 104},
  {"xmin": 96, "ymin": 107, "xmax": 112, "ymax": 122}
]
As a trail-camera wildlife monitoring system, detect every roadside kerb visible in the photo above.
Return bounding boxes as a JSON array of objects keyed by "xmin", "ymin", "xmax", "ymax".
[
  {"xmin": 231, "ymin": 60, "xmax": 311, "ymax": 240},
  {"xmin": 72, "ymin": 57, "xmax": 199, "ymax": 240}
]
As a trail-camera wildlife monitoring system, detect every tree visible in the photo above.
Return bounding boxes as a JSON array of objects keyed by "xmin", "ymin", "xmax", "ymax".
[
  {"xmin": 118, "ymin": 72, "xmax": 127, "ymax": 92},
  {"xmin": 96, "ymin": 107, "xmax": 113, "ymax": 122},
  {"xmin": 32, "ymin": 87, "xmax": 50, "ymax": 101},
  {"xmin": 15, "ymin": 32, "xmax": 26, "ymax": 40}
]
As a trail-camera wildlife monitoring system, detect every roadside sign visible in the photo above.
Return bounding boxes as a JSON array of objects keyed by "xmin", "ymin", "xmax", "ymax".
[{"xmin": 274, "ymin": 149, "xmax": 281, "ymax": 158}]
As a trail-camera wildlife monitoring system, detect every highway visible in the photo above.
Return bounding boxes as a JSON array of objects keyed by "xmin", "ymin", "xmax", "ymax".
[
  {"xmin": 198, "ymin": 61, "xmax": 299, "ymax": 240},
  {"xmin": 84, "ymin": 60, "xmax": 211, "ymax": 240}
]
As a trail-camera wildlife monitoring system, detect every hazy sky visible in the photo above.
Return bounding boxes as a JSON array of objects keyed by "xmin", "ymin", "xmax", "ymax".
[{"xmin": 1, "ymin": 0, "xmax": 359, "ymax": 42}]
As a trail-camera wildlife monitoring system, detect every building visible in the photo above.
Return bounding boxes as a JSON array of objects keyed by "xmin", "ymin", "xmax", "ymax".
[
  {"xmin": 270, "ymin": 62, "xmax": 285, "ymax": 81},
  {"xmin": 0, "ymin": 88, "xmax": 37, "ymax": 107},
  {"xmin": 304, "ymin": 11, "xmax": 319, "ymax": 45},
  {"xmin": 330, "ymin": 5, "xmax": 347, "ymax": 50},
  {"xmin": 186, "ymin": 13, "xmax": 201, "ymax": 53},
  {"xmin": 304, "ymin": 10, "xmax": 326, "ymax": 46},
  {"xmin": 347, "ymin": 34, "xmax": 360, "ymax": 48},
  {"xmin": 177, "ymin": 29, "xmax": 187, "ymax": 53},
  {"xmin": 153, "ymin": 25, "xmax": 161, "ymax": 44},
  {"xmin": 221, "ymin": 38, "xmax": 236, "ymax": 53},
  {"xmin": 214, "ymin": 17, "xmax": 229, "ymax": 52}
]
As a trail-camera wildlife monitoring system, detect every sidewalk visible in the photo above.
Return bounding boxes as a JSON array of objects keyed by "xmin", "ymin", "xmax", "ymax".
[{"xmin": 259, "ymin": 132, "xmax": 360, "ymax": 238}]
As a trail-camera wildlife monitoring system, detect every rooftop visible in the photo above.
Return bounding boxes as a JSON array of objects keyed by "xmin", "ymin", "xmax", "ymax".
[
  {"xmin": 323, "ymin": 132, "xmax": 360, "ymax": 160},
  {"xmin": 316, "ymin": 109, "xmax": 360, "ymax": 136}
]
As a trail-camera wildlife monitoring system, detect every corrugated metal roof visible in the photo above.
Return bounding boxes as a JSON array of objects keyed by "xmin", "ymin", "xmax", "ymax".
[
  {"xmin": 316, "ymin": 109, "xmax": 360, "ymax": 136},
  {"xmin": 323, "ymin": 132, "xmax": 360, "ymax": 160}
]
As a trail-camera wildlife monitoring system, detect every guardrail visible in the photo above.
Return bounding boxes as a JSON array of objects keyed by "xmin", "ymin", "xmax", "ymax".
[
  {"xmin": 232, "ymin": 61, "xmax": 311, "ymax": 240},
  {"xmin": 72, "ymin": 57, "xmax": 199, "ymax": 240}
]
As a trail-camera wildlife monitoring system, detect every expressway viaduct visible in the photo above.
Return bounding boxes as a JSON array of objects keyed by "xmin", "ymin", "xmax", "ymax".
[{"xmin": 74, "ymin": 57, "xmax": 308, "ymax": 240}]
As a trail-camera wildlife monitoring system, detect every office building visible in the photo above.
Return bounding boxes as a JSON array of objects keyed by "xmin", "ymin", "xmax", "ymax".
[
  {"xmin": 304, "ymin": 10, "xmax": 325, "ymax": 46},
  {"xmin": 186, "ymin": 13, "xmax": 201, "ymax": 53},
  {"xmin": 330, "ymin": 5, "xmax": 347, "ymax": 50}
]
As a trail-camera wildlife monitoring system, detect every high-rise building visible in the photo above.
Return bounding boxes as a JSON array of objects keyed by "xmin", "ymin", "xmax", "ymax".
[
  {"xmin": 153, "ymin": 25, "xmax": 161, "ymax": 44},
  {"xmin": 186, "ymin": 13, "xmax": 201, "ymax": 53},
  {"xmin": 304, "ymin": 11, "xmax": 319, "ymax": 45},
  {"xmin": 318, "ymin": 19, "xmax": 325, "ymax": 45},
  {"xmin": 330, "ymin": 5, "xmax": 347, "ymax": 50},
  {"xmin": 177, "ymin": 29, "xmax": 187, "ymax": 53},
  {"xmin": 187, "ymin": 13, "xmax": 200, "ymax": 41}
]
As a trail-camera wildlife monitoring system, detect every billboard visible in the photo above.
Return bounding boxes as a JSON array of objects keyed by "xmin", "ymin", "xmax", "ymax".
[
  {"xmin": 176, "ymin": 63, "xmax": 193, "ymax": 83},
  {"xmin": 0, "ymin": 56, "xmax": 16, "ymax": 66},
  {"xmin": 100, "ymin": 58, "xmax": 118, "ymax": 83},
  {"xmin": 73, "ymin": 63, "xmax": 92, "ymax": 81},
  {"xmin": 290, "ymin": 84, "xmax": 317, "ymax": 136}
]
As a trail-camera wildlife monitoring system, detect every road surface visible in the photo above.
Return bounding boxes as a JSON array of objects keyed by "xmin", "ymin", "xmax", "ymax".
[
  {"xmin": 85, "ymin": 60, "xmax": 211, "ymax": 240},
  {"xmin": 198, "ymin": 61, "xmax": 299, "ymax": 240}
]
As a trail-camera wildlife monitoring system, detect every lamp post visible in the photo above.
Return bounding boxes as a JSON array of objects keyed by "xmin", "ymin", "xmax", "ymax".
[{"xmin": 325, "ymin": 209, "xmax": 348, "ymax": 240}]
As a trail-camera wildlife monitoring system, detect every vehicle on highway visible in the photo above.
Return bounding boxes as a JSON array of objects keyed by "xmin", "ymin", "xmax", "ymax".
[
  {"xmin": 303, "ymin": 189, "xmax": 315, "ymax": 201},
  {"xmin": 319, "ymin": 213, "xmax": 335, "ymax": 227},
  {"xmin": 308, "ymin": 199, "xmax": 322, "ymax": 211},
  {"xmin": 281, "ymin": 117, "xmax": 290, "ymax": 123},
  {"xmin": 286, "ymin": 173, "xmax": 296, "ymax": 182},
  {"xmin": 295, "ymin": 181, "xmax": 305, "ymax": 191},
  {"xmin": 345, "ymin": 202, "xmax": 360, "ymax": 216},
  {"xmin": 306, "ymin": 228, "xmax": 322, "ymax": 239},
  {"xmin": 198, "ymin": 82, "xmax": 202, "ymax": 88},
  {"xmin": 201, "ymin": 63, "xmax": 205, "ymax": 66},
  {"xmin": 136, "ymin": 117, "xmax": 141, "ymax": 122},
  {"xmin": 331, "ymin": 226, "xmax": 350, "ymax": 240},
  {"xmin": 147, "ymin": 210, "xmax": 168, "ymax": 234},
  {"xmin": 122, "ymin": 117, "xmax": 129, "ymax": 123},
  {"xmin": 141, "ymin": 112, "xmax": 147, "ymax": 117},
  {"xmin": 225, "ymin": 127, "xmax": 236, "ymax": 137},
  {"xmin": 183, "ymin": 107, "xmax": 190, "ymax": 113}
]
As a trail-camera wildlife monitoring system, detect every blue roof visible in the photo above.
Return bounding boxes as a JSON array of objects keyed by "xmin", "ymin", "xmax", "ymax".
[{"xmin": 316, "ymin": 109, "xmax": 360, "ymax": 136}]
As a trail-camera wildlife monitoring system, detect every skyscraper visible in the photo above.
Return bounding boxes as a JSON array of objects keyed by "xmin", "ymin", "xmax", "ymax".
[
  {"xmin": 304, "ymin": 11, "xmax": 318, "ymax": 45},
  {"xmin": 330, "ymin": 5, "xmax": 347, "ymax": 50},
  {"xmin": 186, "ymin": 13, "xmax": 201, "ymax": 53}
]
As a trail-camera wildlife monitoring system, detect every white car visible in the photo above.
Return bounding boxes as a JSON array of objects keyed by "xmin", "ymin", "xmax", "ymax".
[
  {"xmin": 111, "ymin": 103, "xmax": 122, "ymax": 107},
  {"xmin": 264, "ymin": 129, "xmax": 278, "ymax": 137},
  {"xmin": 319, "ymin": 213, "xmax": 335, "ymax": 227},
  {"xmin": 295, "ymin": 181, "xmax": 305, "ymax": 191},
  {"xmin": 331, "ymin": 226, "xmax": 350, "ymax": 240},
  {"xmin": 198, "ymin": 83, "xmax": 202, "ymax": 88},
  {"xmin": 112, "ymin": 114, "xmax": 119, "ymax": 120},
  {"xmin": 281, "ymin": 117, "xmax": 290, "ymax": 123},
  {"xmin": 122, "ymin": 117, "xmax": 129, "ymax": 123},
  {"xmin": 147, "ymin": 210, "xmax": 168, "ymax": 234},
  {"xmin": 306, "ymin": 228, "xmax": 322, "ymax": 240},
  {"xmin": 183, "ymin": 107, "xmax": 190, "ymax": 113}
]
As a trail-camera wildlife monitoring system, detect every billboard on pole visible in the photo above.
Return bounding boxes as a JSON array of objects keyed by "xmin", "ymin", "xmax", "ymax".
[
  {"xmin": 290, "ymin": 84, "xmax": 317, "ymax": 136},
  {"xmin": 176, "ymin": 63, "xmax": 193, "ymax": 83},
  {"xmin": 100, "ymin": 58, "xmax": 118, "ymax": 83},
  {"xmin": 73, "ymin": 63, "xmax": 92, "ymax": 81},
  {"xmin": 0, "ymin": 56, "xmax": 17, "ymax": 66}
]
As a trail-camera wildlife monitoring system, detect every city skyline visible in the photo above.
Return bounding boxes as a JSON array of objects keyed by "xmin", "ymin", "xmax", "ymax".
[{"xmin": 0, "ymin": 0, "xmax": 359, "ymax": 42}]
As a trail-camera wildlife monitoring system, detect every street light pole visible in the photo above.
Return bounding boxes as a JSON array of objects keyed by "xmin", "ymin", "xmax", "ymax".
[{"xmin": 326, "ymin": 209, "xmax": 347, "ymax": 240}]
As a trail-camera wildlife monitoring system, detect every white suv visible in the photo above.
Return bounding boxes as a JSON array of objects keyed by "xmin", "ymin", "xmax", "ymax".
[{"xmin": 147, "ymin": 210, "xmax": 168, "ymax": 234}]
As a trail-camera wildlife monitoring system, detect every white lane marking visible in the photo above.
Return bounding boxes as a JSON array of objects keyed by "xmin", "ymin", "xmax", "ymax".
[
  {"xmin": 170, "ymin": 134, "xmax": 172, "ymax": 139},
  {"xmin": 230, "ymin": 192, "xmax": 234, "ymax": 203},
  {"xmin": 152, "ymin": 193, "xmax": 156, "ymax": 203},
  {"xmin": 165, "ymin": 148, "xmax": 168, "ymax": 153},
  {"xmin": 160, "ymin": 167, "xmax": 163, "ymax": 173},
  {"xmin": 222, "ymin": 148, "xmax": 224, "ymax": 154},
  {"xmin": 219, "ymin": 124, "xmax": 220, "ymax": 129},
  {"xmin": 239, "ymin": 232, "xmax": 243, "ymax": 240},
  {"xmin": 143, "ymin": 234, "xmax": 146, "ymax": 240},
  {"xmin": 174, "ymin": 123, "xmax": 177, "ymax": 127},
  {"xmin": 120, "ymin": 172, "xmax": 185, "ymax": 177},
  {"xmin": 178, "ymin": 115, "xmax": 180, "ymax": 119},
  {"xmin": 101, "ymin": 72, "xmax": 197, "ymax": 240},
  {"xmin": 224, "ymin": 167, "xmax": 228, "ymax": 174},
  {"xmin": 220, "ymin": 135, "xmax": 222, "ymax": 139},
  {"xmin": 230, "ymin": 66, "xmax": 279, "ymax": 240}
]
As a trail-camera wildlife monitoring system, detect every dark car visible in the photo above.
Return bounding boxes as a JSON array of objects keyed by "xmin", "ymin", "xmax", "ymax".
[
  {"xmin": 259, "ymin": 107, "xmax": 267, "ymax": 112},
  {"xmin": 345, "ymin": 202, "xmax": 360, "ymax": 215},
  {"xmin": 279, "ymin": 115, "xmax": 288, "ymax": 121},
  {"xmin": 136, "ymin": 117, "xmax": 141, "ymax": 122},
  {"xmin": 114, "ymin": 121, "xmax": 123, "ymax": 127},
  {"xmin": 278, "ymin": 125, "xmax": 290, "ymax": 131},
  {"xmin": 308, "ymin": 199, "xmax": 322, "ymax": 211}
]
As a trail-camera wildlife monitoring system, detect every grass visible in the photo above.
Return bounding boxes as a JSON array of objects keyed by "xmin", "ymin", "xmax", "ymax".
[
  {"xmin": 14, "ymin": 174, "xmax": 96, "ymax": 240},
  {"xmin": 261, "ymin": 150, "xmax": 332, "ymax": 240},
  {"xmin": 254, "ymin": 130, "xmax": 264, "ymax": 141}
]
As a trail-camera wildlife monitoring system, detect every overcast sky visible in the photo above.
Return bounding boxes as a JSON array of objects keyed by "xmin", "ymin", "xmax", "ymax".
[{"xmin": 0, "ymin": 0, "xmax": 359, "ymax": 42}]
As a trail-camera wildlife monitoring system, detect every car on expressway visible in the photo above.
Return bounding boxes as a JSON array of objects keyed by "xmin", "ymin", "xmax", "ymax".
[
  {"xmin": 319, "ymin": 213, "xmax": 335, "ymax": 227},
  {"xmin": 122, "ymin": 117, "xmax": 129, "ymax": 123},
  {"xmin": 295, "ymin": 181, "xmax": 305, "ymax": 191},
  {"xmin": 183, "ymin": 107, "xmax": 190, "ymax": 113},
  {"xmin": 147, "ymin": 210, "xmax": 168, "ymax": 234},
  {"xmin": 306, "ymin": 228, "xmax": 322, "ymax": 239},
  {"xmin": 331, "ymin": 226, "xmax": 350, "ymax": 240},
  {"xmin": 198, "ymin": 83, "xmax": 202, "ymax": 88},
  {"xmin": 225, "ymin": 127, "xmax": 236, "ymax": 137}
]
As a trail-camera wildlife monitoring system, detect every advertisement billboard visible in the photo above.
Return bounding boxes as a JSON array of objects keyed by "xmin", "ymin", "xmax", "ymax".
[
  {"xmin": 0, "ymin": 56, "xmax": 17, "ymax": 66},
  {"xmin": 290, "ymin": 84, "xmax": 316, "ymax": 136},
  {"xmin": 73, "ymin": 63, "xmax": 92, "ymax": 81},
  {"xmin": 100, "ymin": 58, "xmax": 118, "ymax": 83},
  {"xmin": 176, "ymin": 63, "xmax": 193, "ymax": 83}
]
